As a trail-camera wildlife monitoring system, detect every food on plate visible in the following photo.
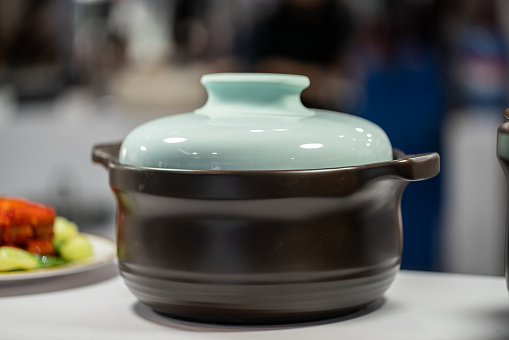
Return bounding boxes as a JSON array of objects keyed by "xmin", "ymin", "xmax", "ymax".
[
  {"xmin": 0, "ymin": 197, "xmax": 55, "ymax": 255},
  {"xmin": 0, "ymin": 197, "xmax": 93, "ymax": 272}
]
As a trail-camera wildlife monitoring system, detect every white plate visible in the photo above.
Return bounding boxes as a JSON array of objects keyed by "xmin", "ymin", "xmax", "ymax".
[{"xmin": 0, "ymin": 233, "xmax": 116, "ymax": 281}]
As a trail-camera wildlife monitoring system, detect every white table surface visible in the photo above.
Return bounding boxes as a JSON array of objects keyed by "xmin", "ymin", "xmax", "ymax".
[{"xmin": 1, "ymin": 264, "xmax": 509, "ymax": 340}]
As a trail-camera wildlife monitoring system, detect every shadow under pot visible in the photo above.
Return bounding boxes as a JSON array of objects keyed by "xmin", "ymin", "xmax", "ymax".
[{"xmin": 93, "ymin": 144, "xmax": 439, "ymax": 325}]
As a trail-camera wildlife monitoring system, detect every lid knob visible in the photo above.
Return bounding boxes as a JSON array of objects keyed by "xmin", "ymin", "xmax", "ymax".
[{"xmin": 195, "ymin": 73, "xmax": 315, "ymax": 117}]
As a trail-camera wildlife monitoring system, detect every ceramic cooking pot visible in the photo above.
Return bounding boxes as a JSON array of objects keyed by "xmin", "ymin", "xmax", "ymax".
[
  {"xmin": 93, "ymin": 73, "xmax": 440, "ymax": 324},
  {"xmin": 497, "ymin": 108, "xmax": 509, "ymax": 291}
]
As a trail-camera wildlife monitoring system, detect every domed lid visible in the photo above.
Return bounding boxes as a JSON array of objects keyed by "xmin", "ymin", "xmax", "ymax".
[{"xmin": 119, "ymin": 73, "xmax": 393, "ymax": 170}]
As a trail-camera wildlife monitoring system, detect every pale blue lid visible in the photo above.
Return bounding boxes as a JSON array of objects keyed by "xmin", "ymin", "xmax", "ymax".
[{"xmin": 119, "ymin": 73, "xmax": 393, "ymax": 170}]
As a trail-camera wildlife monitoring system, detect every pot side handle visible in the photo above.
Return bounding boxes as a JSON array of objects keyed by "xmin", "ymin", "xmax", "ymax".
[
  {"xmin": 353, "ymin": 151, "xmax": 439, "ymax": 192},
  {"xmin": 92, "ymin": 143, "xmax": 121, "ymax": 169},
  {"xmin": 387, "ymin": 151, "xmax": 440, "ymax": 181}
]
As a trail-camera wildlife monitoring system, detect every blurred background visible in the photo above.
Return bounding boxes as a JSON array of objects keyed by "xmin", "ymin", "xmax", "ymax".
[{"xmin": 0, "ymin": 0, "xmax": 508, "ymax": 275}]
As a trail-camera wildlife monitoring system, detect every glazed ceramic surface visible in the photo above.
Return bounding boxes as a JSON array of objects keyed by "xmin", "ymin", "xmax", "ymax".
[
  {"xmin": 93, "ymin": 72, "xmax": 440, "ymax": 324},
  {"xmin": 93, "ymin": 143, "xmax": 439, "ymax": 324},
  {"xmin": 119, "ymin": 73, "xmax": 393, "ymax": 170}
]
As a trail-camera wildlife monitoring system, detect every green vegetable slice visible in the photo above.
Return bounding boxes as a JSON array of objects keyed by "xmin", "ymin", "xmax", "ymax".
[
  {"xmin": 58, "ymin": 234, "xmax": 93, "ymax": 261},
  {"xmin": 35, "ymin": 255, "xmax": 68, "ymax": 268},
  {"xmin": 0, "ymin": 246, "xmax": 40, "ymax": 271},
  {"xmin": 53, "ymin": 216, "xmax": 79, "ymax": 247}
]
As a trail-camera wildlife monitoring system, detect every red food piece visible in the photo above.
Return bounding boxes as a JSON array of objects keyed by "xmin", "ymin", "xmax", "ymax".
[
  {"xmin": 0, "ymin": 197, "xmax": 56, "ymax": 254},
  {"xmin": 4, "ymin": 224, "xmax": 34, "ymax": 245},
  {"xmin": 26, "ymin": 239, "xmax": 55, "ymax": 256}
]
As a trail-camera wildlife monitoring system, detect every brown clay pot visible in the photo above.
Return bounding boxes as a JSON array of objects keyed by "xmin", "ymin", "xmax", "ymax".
[
  {"xmin": 497, "ymin": 109, "xmax": 509, "ymax": 291},
  {"xmin": 93, "ymin": 143, "xmax": 439, "ymax": 324}
]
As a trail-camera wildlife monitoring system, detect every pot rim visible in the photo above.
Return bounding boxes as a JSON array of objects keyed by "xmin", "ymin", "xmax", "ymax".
[{"xmin": 93, "ymin": 143, "xmax": 439, "ymax": 199}]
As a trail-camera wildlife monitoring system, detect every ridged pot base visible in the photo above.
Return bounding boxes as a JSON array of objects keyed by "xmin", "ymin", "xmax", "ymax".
[{"xmin": 121, "ymin": 266, "xmax": 398, "ymax": 325}]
